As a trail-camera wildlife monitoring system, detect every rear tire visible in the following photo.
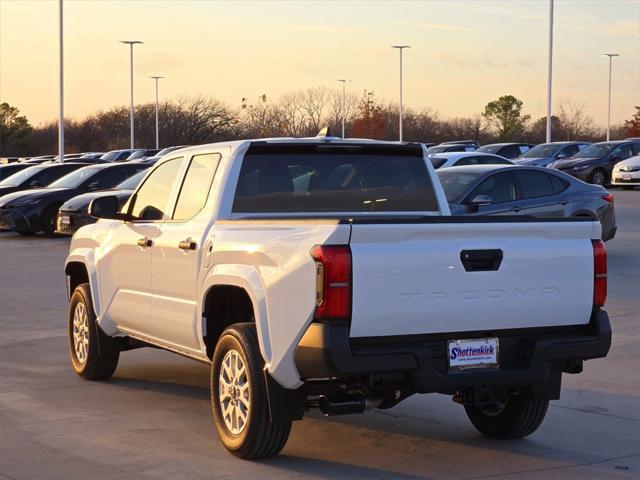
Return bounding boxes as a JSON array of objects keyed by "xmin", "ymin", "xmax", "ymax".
[
  {"xmin": 68, "ymin": 283, "xmax": 120, "ymax": 380},
  {"xmin": 464, "ymin": 392, "xmax": 549, "ymax": 439},
  {"xmin": 211, "ymin": 323, "xmax": 291, "ymax": 459}
]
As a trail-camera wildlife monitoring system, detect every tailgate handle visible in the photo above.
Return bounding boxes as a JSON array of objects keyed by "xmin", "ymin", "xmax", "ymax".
[{"xmin": 460, "ymin": 249, "xmax": 503, "ymax": 272}]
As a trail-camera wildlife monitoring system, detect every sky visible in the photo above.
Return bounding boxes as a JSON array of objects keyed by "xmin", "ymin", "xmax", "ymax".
[{"xmin": 1, "ymin": 0, "xmax": 639, "ymax": 128}]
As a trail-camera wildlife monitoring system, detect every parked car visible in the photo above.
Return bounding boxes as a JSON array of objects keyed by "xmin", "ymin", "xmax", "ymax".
[
  {"xmin": 427, "ymin": 143, "xmax": 478, "ymax": 154},
  {"xmin": 0, "ymin": 162, "xmax": 147, "ymax": 235},
  {"xmin": 515, "ymin": 142, "xmax": 592, "ymax": 167},
  {"xmin": 610, "ymin": 154, "xmax": 640, "ymax": 189},
  {"xmin": 56, "ymin": 168, "xmax": 149, "ymax": 235},
  {"xmin": 0, "ymin": 163, "xmax": 32, "ymax": 181},
  {"xmin": 548, "ymin": 140, "xmax": 640, "ymax": 185},
  {"xmin": 19, "ymin": 154, "xmax": 56, "ymax": 163},
  {"xmin": 436, "ymin": 164, "xmax": 616, "ymax": 240},
  {"xmin": 124, "ymin": 149, "xmax": 160, "ymax": 161},
  {"xmin": 99, "ymin": 149, "xmax": 145, "ymax": 162},
  {"xmin": 476, "ymin": 143, "xmax": 535, "ymax": 159},
  {"xmin": 0, "ymin": 162, "xmax": 89, "ymax": 199},
  {"xmin": 134, "ymin": 145, "xmax": 191, "ymax": 165},
  {"xmin": 429, "ymin": 152, "xmax": 513, "ymax": 169},
  {"xmin": 64, "ymin": 138, "xmax": 610, "ymax": 459}
]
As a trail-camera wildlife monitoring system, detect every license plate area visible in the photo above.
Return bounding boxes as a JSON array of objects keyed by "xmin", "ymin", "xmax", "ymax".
[{"xmin": 448, "ymin": 337, "xmax": 499, "ymax": 370}]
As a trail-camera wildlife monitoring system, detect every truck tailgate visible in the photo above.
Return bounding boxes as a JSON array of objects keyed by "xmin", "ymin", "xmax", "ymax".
[{"xmin": 348, "ymin": 219, "xmax": 597, "ymax": 338}]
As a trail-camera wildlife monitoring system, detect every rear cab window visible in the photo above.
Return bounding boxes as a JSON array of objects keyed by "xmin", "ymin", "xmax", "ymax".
[{"xmin": 232, "ymin": 144, "xmax": 440, "ymax": 214}]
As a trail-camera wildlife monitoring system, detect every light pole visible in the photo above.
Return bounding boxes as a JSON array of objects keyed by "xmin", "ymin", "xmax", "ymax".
[
  {"xmin": 58, "ymin": 0, "xmax": 64, "ymax": 163},
  {"xmin": 603, "ymin": 53, "xmax": 620, "ymax": 141},
  {"xmin": 546, "ymin": 0, "xmax": 554, "ymax": 143},
  {"xmin": 150, "ymin": 76, "xmax": 164, "ymax": 149},
  {"xmin": 391, "ymin": 45, "xmax": 410, "ymax": 142},
  {"xmin": 337, "ymin": 79, "xmax": 347, "ymax": 138},
  {"xmin": 120, "ymin": 40, "xmax": 143, "ymax": 149}
]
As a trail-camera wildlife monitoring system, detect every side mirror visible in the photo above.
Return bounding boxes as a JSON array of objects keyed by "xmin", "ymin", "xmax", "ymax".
[
  {"xmin": 469, "ymin": 194, "xmax": 493, "ymax": 212},
  {"xmin": 29, "ymin": 180, "xmax": 41, "ymax": 188},
  {"xmin": 556, "ymin": 153, "xmax": 568, "ymax": 159},
  {"xmin": 88, "ymin": 195, "xmax": 121, "ymax": 219},
  {"xmin": 87, "ymin": 182, "xmax": 101, "ymax": 191}
]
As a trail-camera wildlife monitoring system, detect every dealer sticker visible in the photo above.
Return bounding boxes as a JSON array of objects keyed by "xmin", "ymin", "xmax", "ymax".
[{"xmin": 448, "ymin": 338, "xmax": 498, "ymax": 369}]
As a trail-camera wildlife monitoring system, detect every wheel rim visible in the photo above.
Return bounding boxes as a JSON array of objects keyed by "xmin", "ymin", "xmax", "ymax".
[
  {"xmin": 593, "ymin": 171, "xmax": 605, "ymax": 185},
  {"xmin": 218, "ymin": 349, "xmax": 250, "ymax": 434},
  {"xmin": 72, "ymin": 302, "xmax": 89, "ymax": 364}
]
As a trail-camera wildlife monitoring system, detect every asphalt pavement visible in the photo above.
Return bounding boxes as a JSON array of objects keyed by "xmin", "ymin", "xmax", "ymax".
[{"xmin": 0, "ymin": 190, "xmax": 638, "ymax": 480}]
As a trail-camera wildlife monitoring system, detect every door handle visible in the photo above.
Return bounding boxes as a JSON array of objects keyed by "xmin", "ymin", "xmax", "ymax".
[
  {"xmin": 178, "ymin": 238, "xmax": 197, "ymax": 250},
  {"xmin": 137, "ymin": 237, "xmax": 152, "ymax": 247},
  {"xmin": 460, "ymin": 249, "xmax": 503, "ymax": 272},
  {"xmin": 510, "ymin": 206, "xmax": 523, "ymax": 212}
]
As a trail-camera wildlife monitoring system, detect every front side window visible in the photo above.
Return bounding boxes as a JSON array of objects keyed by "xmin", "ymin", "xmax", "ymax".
[
  {"xmin": 611, "ymin": 144, "xmax": 634, "ymax": 160},
  {"xmin": 172, "ymin": 153, "xmax": 221, "ymax": 220},
  {"xmin": 233, "ymin": 152, "xmax": 439, "ymax": 213},
  {"xmin": 468, "ymin": 172, "xmax": 516, "ymax": 203},
  {"xmin": 129, "ymin": 158, "xmax": 183, "ymax": 221}
]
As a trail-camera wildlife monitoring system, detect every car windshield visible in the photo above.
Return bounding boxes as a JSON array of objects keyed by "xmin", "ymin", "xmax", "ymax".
[
  {"xmin": 520, "ymin": 143, "xmax": 559, "ymax": 158},
  {"xmin": 0, "ymin": 165, "xmax": 44, "ymax": 186},
  {"xmin": 436, "ymin": 170, "xmax": 483, "ymax": 202},
  {"xmin": 476, "ymin": 145, "xmax": 501, "ymax": 154},
  {"xmin": 48, "ymin": 166, "xmax": 102, "ymax": 188},
  {"xmin": 100, "ymin": 151, "xmax": 124, "ymax": 161},
  {"xmin": 573, "ymin": 143, "xmax": 614, "ymax": 158},
  {"xmin": 116, "ymin": 169, "xmax": 147, "ymax": 189},
  {"xmin": 426, "ymin": 145, "xmax": 451, "ymax": 154},
  {"xmin": 430, "ymin": 157, "xmax": 448, "ymax": 169}
]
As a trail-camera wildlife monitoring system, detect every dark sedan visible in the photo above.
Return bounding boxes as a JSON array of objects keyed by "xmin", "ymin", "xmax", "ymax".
[
  {"xmin": 0, "ymin": 163, "xmax": 32, "ymax": 181},
  {"xmin": 436, "ymin": 164, "xmax": 617, "ymax": 241},
  {"xmin": 514, "ymin": 141, "xmax": 591, "ymax": 167},
  {"xmin": 476, "ymin": 143, "xmax": 534, "ymax": 159},
  {"xmin": 0, "ymin": 163, "xmax": 147, "ymax": 235},
  {"xmin": 55, "ymin": 168, "xmax": 148, "ymax": 235},
  {"xmin": 548, "ymin": 140, "xmax": 640, "ymax": 185},
  {"xmin": 0, "ymin": 162, "xmax": 89, "ymax": 198}
]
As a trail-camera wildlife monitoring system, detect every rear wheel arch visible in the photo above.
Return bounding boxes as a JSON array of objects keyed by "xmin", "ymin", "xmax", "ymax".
[{"xmin": 202, "ymin": 284, "xmax": 259, "ymax": 360}]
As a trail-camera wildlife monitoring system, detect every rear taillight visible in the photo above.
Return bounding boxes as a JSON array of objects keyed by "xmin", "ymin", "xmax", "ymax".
[
  {"xmin": 310, "ymin": 245, "xmax": 351, "ymax": 321},
  {"xmin": 601, "ymin": 193, "xmax": 614, "ymax": 203},
  {"xmin": 592, "ymin": 239, "xmax": 607, "ymax": 308}
]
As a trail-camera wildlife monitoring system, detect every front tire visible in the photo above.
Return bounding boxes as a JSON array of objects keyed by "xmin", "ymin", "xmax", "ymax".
[
  {"xmin": 68, "ymin": 283, "xmax": 120, "ymax": 380},
  {"xmin": 464, "ymin": 392, "xmax": 549, "ymax": 439},
  {"xmin": 589, "ymin": 169, "xmax": 607, "ymax": 186},
  {"xmin": 211, "ymin": 323, "xmax": 292, "ymax": 459}
]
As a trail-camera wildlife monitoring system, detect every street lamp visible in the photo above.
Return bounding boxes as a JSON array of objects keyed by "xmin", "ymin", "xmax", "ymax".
[
  {"xmin": 603, "ymin": 53, "xmax": 620, "ymax": 141},
  {"xmin": 150, "ymin": 76, "xmax": 164, "ymax": 149},
  {"xmin": 58, "ymin": 0, "xmax": 64, "ymax": 163},
  {"xmin": 337, "ymin": 79, "xmax": 348, "ymax": 138},
  {"xmin": 391, "ymin": 45, "xmax": 410, "ymax": 142},
  {"xmin": 120, "ymin": 40, "xmax": 144, "ymax": 149},
  {"xmin": 546, "ymin": 0, "xmax": 554, "ymax": 143}
]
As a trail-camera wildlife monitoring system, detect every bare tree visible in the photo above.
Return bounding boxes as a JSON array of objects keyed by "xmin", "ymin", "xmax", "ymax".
[{"xmin": 557, "ymin": 98, "xmax": 598, "ymax": 140}]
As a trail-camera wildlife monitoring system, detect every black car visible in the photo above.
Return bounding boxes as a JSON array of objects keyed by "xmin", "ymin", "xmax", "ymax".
[
  {"xmin": 549, "ymin": 140, "xmax": 640, "ymax": 185},
  {"xmin": 99, "ymin": 149, "xmax": 145, "ymax": 162},
  {"xmin": 0, "ymin": 162, "xmax": 89, "ymax": 198},
  {"xmin": 436, "ymin": 164, "xmax": 617, "ymax": 241},
  {"xmin": 132, "ymin": 145, "xmax": 191, "ymax": 165},
  {"xmin": 56, "ymin": 169, "xmax": 148, "ymax": 235},
  {"xmin": 0, "ymin": 163, "xmax": 32, "ymax": 181},
  {"xmin": 0, "ymin": 163, "xmax": 147, "ymax": 235},
  {"xmin": 476, "ymin": 143, "xmax": 535, "ymax": 159},
  {"xmin": 125, "ymin": 149, "xmax": 160, "ymax": 161}
]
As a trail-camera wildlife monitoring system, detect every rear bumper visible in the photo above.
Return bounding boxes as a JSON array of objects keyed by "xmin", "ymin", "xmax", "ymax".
[{"xmin": 294, "ymin": 310, "xmax": 611, "ymax": 394}]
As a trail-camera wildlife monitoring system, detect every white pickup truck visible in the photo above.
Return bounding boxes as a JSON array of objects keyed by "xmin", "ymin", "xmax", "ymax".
[{"xmin": 65, "ymin": 137, "xmax": 611, "ymax": 459}]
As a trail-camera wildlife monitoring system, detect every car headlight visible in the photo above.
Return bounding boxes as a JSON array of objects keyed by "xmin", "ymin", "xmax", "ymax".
[
  {"xmin": 572, "ymin": 165, "xmax": 590, "ymax": 171},
  {"xmin": 10, "ymin": 198, "xmax": 42, "ymax": 207}
]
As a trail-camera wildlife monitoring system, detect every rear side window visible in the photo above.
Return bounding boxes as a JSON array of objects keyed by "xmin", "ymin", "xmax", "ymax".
[
  {"xmin": 516, "ymin": 171, "xmax": 556, "ymax": 199},
  {"xmin": 430, "ymin": 157, "xmax": 448, "ymax": 169},
  {"xmin": 550, "ymin": 174, "xmax": 569, "ymax": 194},
  {"xmin": 233, "ymin": 153, "xmax": 439, "ymax": 213},
  {"xmin": 501, "ymin": 145, "xmax": 521, "ymax": 159},
  {"xmin": 172, "ymin": 153, "xmax": 221, "ymax": 220}
]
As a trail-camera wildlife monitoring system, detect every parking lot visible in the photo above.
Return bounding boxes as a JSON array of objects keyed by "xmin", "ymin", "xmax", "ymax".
[{"xmin": 0, "ymin": 190, "xmax": 637, "ymax": 480}]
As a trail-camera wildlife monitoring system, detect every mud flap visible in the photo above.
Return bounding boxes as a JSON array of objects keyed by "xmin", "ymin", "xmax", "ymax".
[{"xmin": 263, "ymin": 369, "xmax": 305, "ymax": 423}]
